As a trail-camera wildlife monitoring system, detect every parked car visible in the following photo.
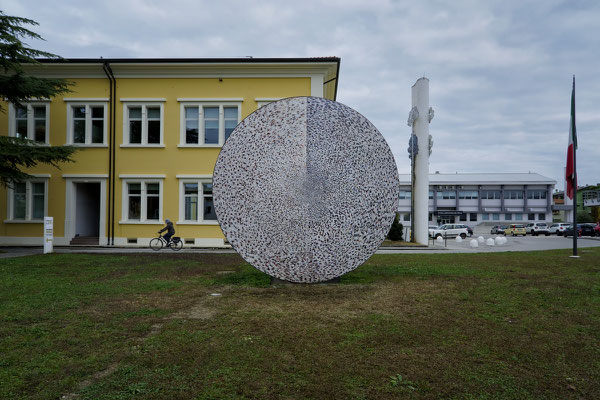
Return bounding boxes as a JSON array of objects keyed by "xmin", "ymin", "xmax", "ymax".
[
  {"xmin": 429, "ymin": 224, "xmax": 469, "ymax": 239},
  {"xmin": 525, "ymin": 222, "xmax": 549, "ymax": 236},
  {"xmin": 428, "ymin": 225, "xmax": 439, "ymax": 237},
  {"xmin": 595, "ymin": 223, "xmax": 600, "ymax": 236},
  {"xmin": 564, "ymin": 224, "xmax": 597, "ymax": 237},
  {"xmin": 490, "ymin": 225, "xmax": 507, "ymax": 235},
  {"xmin": 548, "ymin": 223, "xmax": 570, "ymax": 236},
  {"xmin": 504, "ymin": 224, "xmax": 526, "ymax": 236}
]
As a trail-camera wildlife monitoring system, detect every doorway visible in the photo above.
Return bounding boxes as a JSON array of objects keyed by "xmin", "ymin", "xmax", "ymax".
[
  {"xmin": 73, "ymin": 182, "xmax": 100, "ymax": 244},
  {"xmin": 438, "ymin": 217, "xmax": 455, "ymax": 225}
]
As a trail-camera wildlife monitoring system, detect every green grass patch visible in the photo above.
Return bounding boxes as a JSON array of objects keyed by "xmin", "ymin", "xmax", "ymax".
[{"xmin": 1, "ymin": 249, "xmax": 599, "ymax": 399}]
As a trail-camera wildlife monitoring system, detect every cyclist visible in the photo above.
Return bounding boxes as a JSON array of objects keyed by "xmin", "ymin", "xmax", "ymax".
[{"xmin": 158, "ymin": 219, "xmax": 175, "ymax": 246}]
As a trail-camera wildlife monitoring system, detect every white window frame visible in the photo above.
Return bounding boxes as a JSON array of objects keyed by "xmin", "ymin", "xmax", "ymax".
[
  {"xmin": 8, "ymin": 102, "xmax": 50, "ymax": 144},
  {"xmin": 119, "ymin": 176, "xmax": 164, "ymax": 224},
  {"xmin": 176, "ymin": 176, "xmax": 219, "ymax": 225},
  {"xmin": 5, "ymin": 176, "xmax": 49, "ymax": 223},
  {"xmin": 255, "ymin": 98, "xmax": 281, "ymax": 109},
  {"xmin": 178, "ymin": 100, "xmax": 242, "ymax": 147},
  {"xmin": 398, "ymin": 190, "xmax": 411, "ymax": 200},
  {"xmin": 65, "ymin": 102, "xmax": 108, "ymax": 146},
  {"xmin": 121, "ymin": 100, "xmax": 165, "ymax": 147}
]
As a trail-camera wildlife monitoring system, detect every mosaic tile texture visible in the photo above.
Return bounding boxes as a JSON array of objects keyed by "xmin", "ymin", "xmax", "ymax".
[{"xmin": 213, "ymin": 97, "xmax": 399, "ymax": 283}]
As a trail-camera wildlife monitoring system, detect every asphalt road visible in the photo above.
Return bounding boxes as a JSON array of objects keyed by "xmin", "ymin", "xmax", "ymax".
[{"xmin": 2, "ymin": 234, "xmax": 599, "ymax": 258}]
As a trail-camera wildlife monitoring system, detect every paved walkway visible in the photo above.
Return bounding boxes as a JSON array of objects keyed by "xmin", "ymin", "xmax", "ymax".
[{"xmin": 1, "ymin": 235, "xmax": 598, "ymax": 258}]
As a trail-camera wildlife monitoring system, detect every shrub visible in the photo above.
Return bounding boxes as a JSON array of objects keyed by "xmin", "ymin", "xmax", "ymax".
[{"xmin": 387, "ymin": 213, "xmax": 404, "ymax": 241}]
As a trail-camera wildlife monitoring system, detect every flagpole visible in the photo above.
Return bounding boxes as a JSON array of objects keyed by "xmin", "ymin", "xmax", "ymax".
[{"xmin": 572, "ymin": 76, "xmax": 578, "ymax": 257}]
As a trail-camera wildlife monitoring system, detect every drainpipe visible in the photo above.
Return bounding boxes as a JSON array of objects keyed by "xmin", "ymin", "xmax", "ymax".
[{"xmin": 103, "ymin": 62, "xmax": 116, "ymax": 245}]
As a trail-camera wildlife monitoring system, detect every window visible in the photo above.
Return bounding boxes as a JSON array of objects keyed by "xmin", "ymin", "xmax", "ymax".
[
  {"xmin": 515, "ymin": 213, "xmax": 523, "ymax": 220},
  {"xmin": 436, "ymin": 191, "xmax": 456, "ymax": 200},
  {"xmin": 122, "ymin": 102, "xmax": 164, "ymax": 146},
  {"xmin": 7, "ymin": 180, "xmax": 47, "ymax": 221},
  {"xmin": 178, "ymin": 179, "xmax": 218, "ymax": 223},
  {"xmin": 459, "ymin": 214, "xmax": 467, "ymax": 221},
  {"xmin": 505, "ymin": 213, "xmax": 512, "ymax": 220},
  {"xmin": 538, "ymin": 213, "xmax": 546, "ymax": 220},
  {"xmin": 403, "ymin": 213, "xmax": 410, "ymax": 222},
  {"xmin": 481, "ymin": 190, "xmax": 501, "ymax": 199},
  {"xmin": 121, "ymin": 180, "xmax": 162, "ymax": 222},
  {"xmin": 493, "ymin": 213, "xmax": 500, "ymax": 221},
  {"xmin": 469, "ymin": 213, "xmax": 477, "ymax": 221},
  {"xmin": 429, "ymin": 190, "xmax": 433, "ymax": 199},
  {"xmin": 527, "ymin": 190, "xmax": 547, "ymax": 200},
  {"xmin": 505, "ymin": 190, "xmax": 524, "ymax": 199},
  {"xmin": 67, "ymin": 103, "xmax": 107, "ymax": 145},
  {"xmin": 399, "ymin": 190, "xmax": 411, "ymax": 200},
  {"xmin": 9, "ymin": 102, "xmax": 49, "ymax": 143},
  {"xmin": 179, "ymin": 102, "xmax": 241, "ymax": 146},
  {"xmin": 458, "ymin": 190, "xmax": 478, "ymax": 199},
  {"xmin": 528, "ymin": 213, "xmax": 535, "ymax": 220},
  {"xmin": 482, "ymin": 213, "xmax": 490, "ymax": 220}
]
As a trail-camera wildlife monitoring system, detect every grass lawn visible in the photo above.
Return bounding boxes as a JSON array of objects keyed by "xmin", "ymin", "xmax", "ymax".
[{"xmin": 1, "ymin": 249, "xmax": 599, "ymax": 399}]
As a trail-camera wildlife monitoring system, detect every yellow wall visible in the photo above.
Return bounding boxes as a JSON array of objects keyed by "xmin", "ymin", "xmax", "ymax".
[{"xmin": 1, "ymin": 75, "xmax": 313, "ymax": 244}]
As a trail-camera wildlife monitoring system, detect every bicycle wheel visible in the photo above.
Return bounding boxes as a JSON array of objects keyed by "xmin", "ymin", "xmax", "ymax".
[
  {"xmin": 171, "ymin": 239, "xmax": 183, "ymax": 251},
  {"xmin": 149, "ymin": 237, "xmax": 163, "ymax": 251}
]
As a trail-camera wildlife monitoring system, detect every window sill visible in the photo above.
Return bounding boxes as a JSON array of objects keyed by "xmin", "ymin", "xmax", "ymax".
[
  {"xmin": 177, "ymin": 144, "xmax": 222, "ymax": 148},
  {"xmin": 66, "ymin": 143, "xmax": 109, "ymax": 147},
  {"xmin": 120, "ymin": 144, "xmax": 165, "ymax": 148},
  {"xmin": 4, "ymin": 219, "xmax": 44, "ymax": 224},
  {"xmin": 119, "ymin": 220, "xmax": 163, "ymax": 225},
  {"xmin": 176, "ymin": 220, "xmax": 220, "ymax": 225}
]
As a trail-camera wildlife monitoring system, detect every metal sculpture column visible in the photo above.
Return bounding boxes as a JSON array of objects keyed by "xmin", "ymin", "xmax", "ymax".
[{"xmin": 407, "ymin": 78, "xmax": 434, "ymax": 245}]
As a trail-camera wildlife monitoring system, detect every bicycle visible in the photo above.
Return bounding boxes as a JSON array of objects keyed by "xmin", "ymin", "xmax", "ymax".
[{"xmin": 149, "ymin": 233, "xmax": 183, "ymax": 251}]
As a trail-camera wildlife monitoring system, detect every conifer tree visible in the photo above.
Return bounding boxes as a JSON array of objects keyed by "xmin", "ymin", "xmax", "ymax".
[{"xmin": 0, "ymin": 11, "xmax": 76, "ymax": 187}]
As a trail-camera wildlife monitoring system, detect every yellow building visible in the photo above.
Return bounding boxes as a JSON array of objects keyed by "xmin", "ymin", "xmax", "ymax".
[{"xmin": 1, "ymin": 57, "xmax": 340, "ymax": 247}]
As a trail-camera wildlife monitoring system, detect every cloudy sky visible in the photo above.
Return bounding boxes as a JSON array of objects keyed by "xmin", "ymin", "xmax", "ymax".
[{"xmin": 4, "ymin": 0, "xmax": 599, "ymax": 188}]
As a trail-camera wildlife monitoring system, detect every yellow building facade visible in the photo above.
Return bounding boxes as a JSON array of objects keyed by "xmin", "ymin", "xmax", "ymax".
[{"xmin": 1, "ymin": 58, "xmax": 340, "ymax": 246}]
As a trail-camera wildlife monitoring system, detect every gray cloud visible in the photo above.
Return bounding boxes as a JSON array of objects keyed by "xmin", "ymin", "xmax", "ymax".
[{"xmin": 3, "ymin": 0, "xmax": 599, "ymax": 187}]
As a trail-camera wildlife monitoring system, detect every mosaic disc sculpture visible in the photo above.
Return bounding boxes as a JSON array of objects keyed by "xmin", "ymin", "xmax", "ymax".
[{"xmin": 213, "ymin": 97, "xmax": 399, "ymax": 283}]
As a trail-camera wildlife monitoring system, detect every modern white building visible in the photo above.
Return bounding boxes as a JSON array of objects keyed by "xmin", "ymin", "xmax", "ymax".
[{"xmin": 398, "ymin": 172, "xmax": 556, "ymax": 227}]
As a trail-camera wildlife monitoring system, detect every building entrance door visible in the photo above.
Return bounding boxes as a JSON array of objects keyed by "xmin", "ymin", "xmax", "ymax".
[
  {"xmin": 72, "ymin": 182, "xmax": 100, "ymax": 245},
  {"xmin": 438, "ymin": 217, "xmax": 455, "ymax": 225}
]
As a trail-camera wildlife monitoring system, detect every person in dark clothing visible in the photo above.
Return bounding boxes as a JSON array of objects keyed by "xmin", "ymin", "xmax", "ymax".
[{"xmin": 159, "ymin": 219, "xmax": 175, "ymax": 245}]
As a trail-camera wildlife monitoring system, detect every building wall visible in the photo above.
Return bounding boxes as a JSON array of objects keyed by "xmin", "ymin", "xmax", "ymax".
[
  {"xmin": 398, "ymin": 181, "xmax": 555, "ymax": 226},
  {"xmin": 1, "ymin": 62, "xmax": 333, "ymax": 246}
]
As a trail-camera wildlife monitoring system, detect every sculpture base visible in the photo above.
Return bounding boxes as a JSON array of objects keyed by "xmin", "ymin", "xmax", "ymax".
[{"xmin": 270, "ymin": 276, "xmax": 341, "ymax": 285}]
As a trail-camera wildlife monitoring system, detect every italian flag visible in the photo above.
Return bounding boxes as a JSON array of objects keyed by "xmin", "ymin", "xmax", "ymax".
[{"xmin": 565, "ymin": 77, "xmax": 577, "ymax": 200}]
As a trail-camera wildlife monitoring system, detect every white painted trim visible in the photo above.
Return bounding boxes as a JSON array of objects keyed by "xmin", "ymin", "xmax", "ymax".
[
  {"xmin": 119, "ymin": 221, "xmax": 165, "ymax": 225},
  {"xmin": 177, "ymin": 98, "xmax": 244, "ymax": 102},
  {"xmin": 176, "ymin": 221, "xmax": 220, "ymax": 225},
  {"xmin": 178, "ymin": 102, "xmax": 241, "ymax": 147},
  {"xmin": 175, "ymin": 174, "xmax": 213, "ymax": 179},
  {"xmin": 177, "ymin": 144, "xmax": 221, "ymax": 148},
  {"xmin": 67, "ymin": 144, "xmax": 109, "ymax": 148},
  {"xmin": 120, "ymin": 144, "xmax": 166, "ymax": 148},
  {"xmin": 122, "ymin": 103, "xmax": 165, "ymax": 146},
  {"xmin": 4, "ymin": 220, "xmax": 44, "ymax": 224},
  {"xmin": 63, "ymin": 98, "xmax": 109, "ymax": 102},
  {"xmin": 120, "ymin": 98, "xmax": 166, "ymax": 102},
  {"xmin": 120, "ymin": 179, "xmax": 164, "ymax": 222},
  {"xmin": 62, "ymin": 174, "xmax": 109, "ymax": 178},
  {"xmin": 6, "ymin": 178, "xmax": 49, "ymax": 221},
  {"xmin": 8, "ymin": 102, "xmax": 51, "ymax": 144},
  {"xmin": 65, "ymin": 102, "xmax": 108, "ymax": 145},
  {"xmin": 310, "ymin": 74, "xmax": 324, "ymax": 97},
  {"xmin": 64, "ymin": 178, "xmax": 107, "ymax": 245},
  {"xmin": 119, "ymin": 174, "xmax": 165, "ymax": 179}
]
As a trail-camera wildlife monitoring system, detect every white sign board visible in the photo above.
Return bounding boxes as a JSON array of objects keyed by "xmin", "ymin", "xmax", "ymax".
[{"xmin": 44, "ymin": 216, "xmax": 53, "ymax": 254}]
